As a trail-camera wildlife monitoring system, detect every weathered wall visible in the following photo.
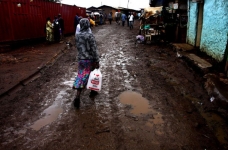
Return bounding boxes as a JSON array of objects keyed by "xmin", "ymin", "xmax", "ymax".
[
  {"xmin": 186, "ymin": 2, "xmax": 198, "ymax": 46},
  {"xmin": 0, "ymin": 0, "xmax": 86, "ymax": 43},
  {"xmin": 200, "ymin": 0, "xmax": 228, "ymax": 61}
]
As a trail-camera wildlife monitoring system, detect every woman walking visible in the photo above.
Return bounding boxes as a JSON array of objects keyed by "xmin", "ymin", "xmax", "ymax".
[{"xmin": 73, "ymin": 18, "xmax": 100, "ymax": 108}]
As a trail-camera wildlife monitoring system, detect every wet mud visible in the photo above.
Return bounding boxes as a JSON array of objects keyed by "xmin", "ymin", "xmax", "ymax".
[{"xmin": 0, "ymin": 21, "xmax": 228, "ymax": 150}]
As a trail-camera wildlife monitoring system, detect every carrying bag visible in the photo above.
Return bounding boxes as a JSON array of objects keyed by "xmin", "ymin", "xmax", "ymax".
[{"xmin": 87, "ymin": 69, "xmax": 102, "ymax": 91}]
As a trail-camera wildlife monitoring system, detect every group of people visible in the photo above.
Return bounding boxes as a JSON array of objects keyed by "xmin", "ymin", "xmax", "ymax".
[
  {"xmin": 116, "ymin": 11, "xmax": 135, "ymax": 29},
  {"xmin": 46, "ymin": 14, "xmax": 64, "ymax": 43}
]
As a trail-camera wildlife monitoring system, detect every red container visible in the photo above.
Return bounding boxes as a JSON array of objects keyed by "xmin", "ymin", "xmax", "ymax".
[{"xmin": 0, "ymin": 0, "xmax": 86, "ymax": 43}]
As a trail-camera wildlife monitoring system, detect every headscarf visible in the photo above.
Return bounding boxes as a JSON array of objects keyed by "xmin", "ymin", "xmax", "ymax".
[
  {"xmin": 79, "ymin": 18, "xmax": 90, "ymax": 33},
  {"xmin": 76, "ymin": 18, "xmax": 99, "ymax": 62}
]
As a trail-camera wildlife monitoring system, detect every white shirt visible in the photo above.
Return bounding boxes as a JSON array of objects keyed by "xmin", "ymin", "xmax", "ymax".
[
  {"xmin": 129, "ymin": 15, "xmax": 134, "ymax": 21},
  {"xmin": 75, "ymin": 24, "xmax": 80, "ymax": 37},
  {"xmin": 115, "ymin": 12, "xmax": 118, "ymax": 17}
]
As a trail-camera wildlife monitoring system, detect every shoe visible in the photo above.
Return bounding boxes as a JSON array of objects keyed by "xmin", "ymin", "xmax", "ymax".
[
  {"xmin": 73, "ymin": 98, "xmax": 80, "ymax": 108},
  {"xmin": 89, "ymin": 91, "xmax": 98, "ymax": 100}
]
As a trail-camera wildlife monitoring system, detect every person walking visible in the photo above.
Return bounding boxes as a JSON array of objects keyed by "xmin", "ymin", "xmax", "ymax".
[
  {"xmin": 121, "ymin": 12, "xmax": 126, "ymax": 26},
  {"xmin": 116, "ymin": 11, "xmax": 121, "ymax": 25},
  {"xmin": 99, "ymin": 13, "xmax": 103, "ymax": 25},
  {"xmin": 127, "ymin": 12, "xmax": 131, "ymax": 27},
  {"xmin": 45, "ymin": 17, "xmax": 54, "ymax": 42},
  {"xmin": 129, "ymin": 12, "xmax": 134, "ymax": 30},
  {"xmin": 108, "ymin": 12, "xmax": 112, "ymax": 24},
  {"xmin": 73, "ymin": 18, "xmax": 100, "ymax": 108},
  {"xmin": 115, "ymin": 11, "xmax": 118, "ymax": 24}
]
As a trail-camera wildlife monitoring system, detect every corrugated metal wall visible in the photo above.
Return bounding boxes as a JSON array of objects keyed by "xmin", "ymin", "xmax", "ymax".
[{"xmin": 0, "ymin": 0, "xmax": 86, "ymax": 42}]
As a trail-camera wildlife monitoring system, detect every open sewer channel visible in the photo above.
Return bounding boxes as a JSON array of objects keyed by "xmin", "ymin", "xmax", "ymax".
[{"xmin": 119, "ymin": 91, "xmax": 164, "ymax": 127}]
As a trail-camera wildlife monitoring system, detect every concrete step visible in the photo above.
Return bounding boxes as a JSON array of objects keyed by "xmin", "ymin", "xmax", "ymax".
[
  {"xmin": 172, "ymin": 43, "xmax": 212, "ymax": 74},
  {"xmin": 184, "ymin": 53, "xmax": 212, "ymax": 69},
  {"xmin": 172, "ymin": 43, "xmax": 228, "ymax": 120},
  {"xmin": 173, "ymin": 43, "xmax": 194, "ymax": 51}
]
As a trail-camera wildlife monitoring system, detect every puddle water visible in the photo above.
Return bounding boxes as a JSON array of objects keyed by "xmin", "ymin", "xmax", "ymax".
[
  {"xmin": 119, "ymin": 91, "xmax": 152, "ymax": 115},
  {"xmin": 30, "ymin": 90, "xmax": 67, "ymax": 131},
  {"xmin": 119, "ymin": 91, "xmax": 164, "ymax": 127},
  {"xmin": 30, "ymin": 104, "xmax": 63, "ymax": 131}
]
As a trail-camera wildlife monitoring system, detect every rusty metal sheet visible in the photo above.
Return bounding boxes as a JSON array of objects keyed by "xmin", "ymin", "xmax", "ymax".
[{"xmin": 0, "ymin": 0, "xmax": 86, "ymax": 43}]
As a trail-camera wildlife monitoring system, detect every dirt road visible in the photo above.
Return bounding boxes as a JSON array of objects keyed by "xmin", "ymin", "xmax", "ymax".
[{"xmin": 0, "ymin": 21, "xmax": 227, "ymax": 150}]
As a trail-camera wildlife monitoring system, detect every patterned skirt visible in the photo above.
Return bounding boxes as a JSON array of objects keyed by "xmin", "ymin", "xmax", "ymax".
[{"xmin": 73, "ymin": 60, "xmax": 94, "ymax": 89}]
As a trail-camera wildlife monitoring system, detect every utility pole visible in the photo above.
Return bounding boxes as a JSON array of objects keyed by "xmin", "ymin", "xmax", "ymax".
[{"xmin": 127, "ymin": 0, "xmax": 129, "ymax": 8}]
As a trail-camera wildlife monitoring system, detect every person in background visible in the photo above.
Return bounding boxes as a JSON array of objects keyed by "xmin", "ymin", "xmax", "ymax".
[
  {"xmin": 115, "ymin": 11, "xmax": 118, "ymax": 24},
  {"xmin": 73, "ymin": 18, "xmax": 100, "ymax": 108},
  {"xmin": 53, "ymin": 16, "xmax": 60, "ymax": 42},
  {"xmin": 127, "ymin": 12, "xmax": 130, "ymax": 27},
  {"xmin": 99, "ymin": 13, "xmax": 103, "ymax": 25},
  {"xmin": 104, "ymin": 13, "xmax": 107, "ymax": 24},
  {"xmin": 88, "ymin": 16, "xmax": 95, "ymax": 27},
  {"xmin": 46, "ymin": 17, "xmax": 54, "ymax": 42},
  {"xmin": 74, "ymin": 13, "xmax": 79, "ymax": 31},
  {"xmin": 138, "ymin": 12, "xmax": 141, "ymax": 20},
  {"xmin": 58, "ymin": 14, "xmax": 64, "ymax": 41},
  {"xmin": 121, "ymin": 12, "xmax": 126, "ymax": 26},
  {"xmin": 107, "ymin": 12, "xmax": 112, "ymax": 24},
  {"xmin": 129, "ymin": 12, "xmax": 134, "ymax": 29},
  {"xmin": 75, "ymin": 17, "xmax": 82, "ymax": 40},
  {"xmin": 90, "ymin": 12, "xmax": 95, "ymax": 20},
  {"xmin": 116, "ymin": 11, "xmax": 121, "ymax": 25}
]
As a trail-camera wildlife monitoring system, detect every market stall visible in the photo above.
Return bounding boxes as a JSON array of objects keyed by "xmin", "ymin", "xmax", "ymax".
[{"xmin": 139, "ymin": 6, "xmax": 165, "ymax": 44}]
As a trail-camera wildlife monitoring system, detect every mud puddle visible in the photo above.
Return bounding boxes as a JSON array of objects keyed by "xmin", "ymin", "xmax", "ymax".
[
  {"xmin": 119, "ymin": 91, "xmax": 164, "ymax": 128},
  {"xmin": 30, "ymin": 104, "xmax": 63, "ymax": 131},
  {"xmin": 30, "ymin": 76, "xmax": 74, "ymax": 131},
  {"xmin": 119, "ymin": 91, "xmax": 151, "ymax": 115}
]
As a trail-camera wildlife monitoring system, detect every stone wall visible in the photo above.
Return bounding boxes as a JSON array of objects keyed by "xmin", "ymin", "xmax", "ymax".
[
  {"xmin": 187, "ymin": 0, "xmax": 228, "ymax": 62},
  {"xmin": 200, "ymin": 0, "xmax": 228, "ymax": 61},
  {"xmin": 187, "ymin": 2, "xmax": 197, "ymax": 46}
]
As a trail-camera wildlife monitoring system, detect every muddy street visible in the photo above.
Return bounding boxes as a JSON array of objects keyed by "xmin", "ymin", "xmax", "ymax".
[{"xmin": 0, "ymin": 21, "xmax": 227, "ymax": 150}]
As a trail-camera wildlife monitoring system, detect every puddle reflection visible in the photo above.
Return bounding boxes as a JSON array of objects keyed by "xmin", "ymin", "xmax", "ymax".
[
  {"xmin": 119, "ymin": 91, "xmax": 151, "ymax": 115},
  {"xmin": 30, "ymin": 90, "xmax": 67, "ymax": 131},
  {"xmin": 30, "ymin": 104, "xmax": 63, "ymax": 131},
  {"xmin": 119, "ymin": 91, "xmax": 164, "ymax": 127}
]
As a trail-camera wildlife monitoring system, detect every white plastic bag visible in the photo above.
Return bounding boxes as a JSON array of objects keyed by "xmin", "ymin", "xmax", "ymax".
[{"xmin": 87, "ymin": 69, "xmax": 102, "ymax": 91}]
